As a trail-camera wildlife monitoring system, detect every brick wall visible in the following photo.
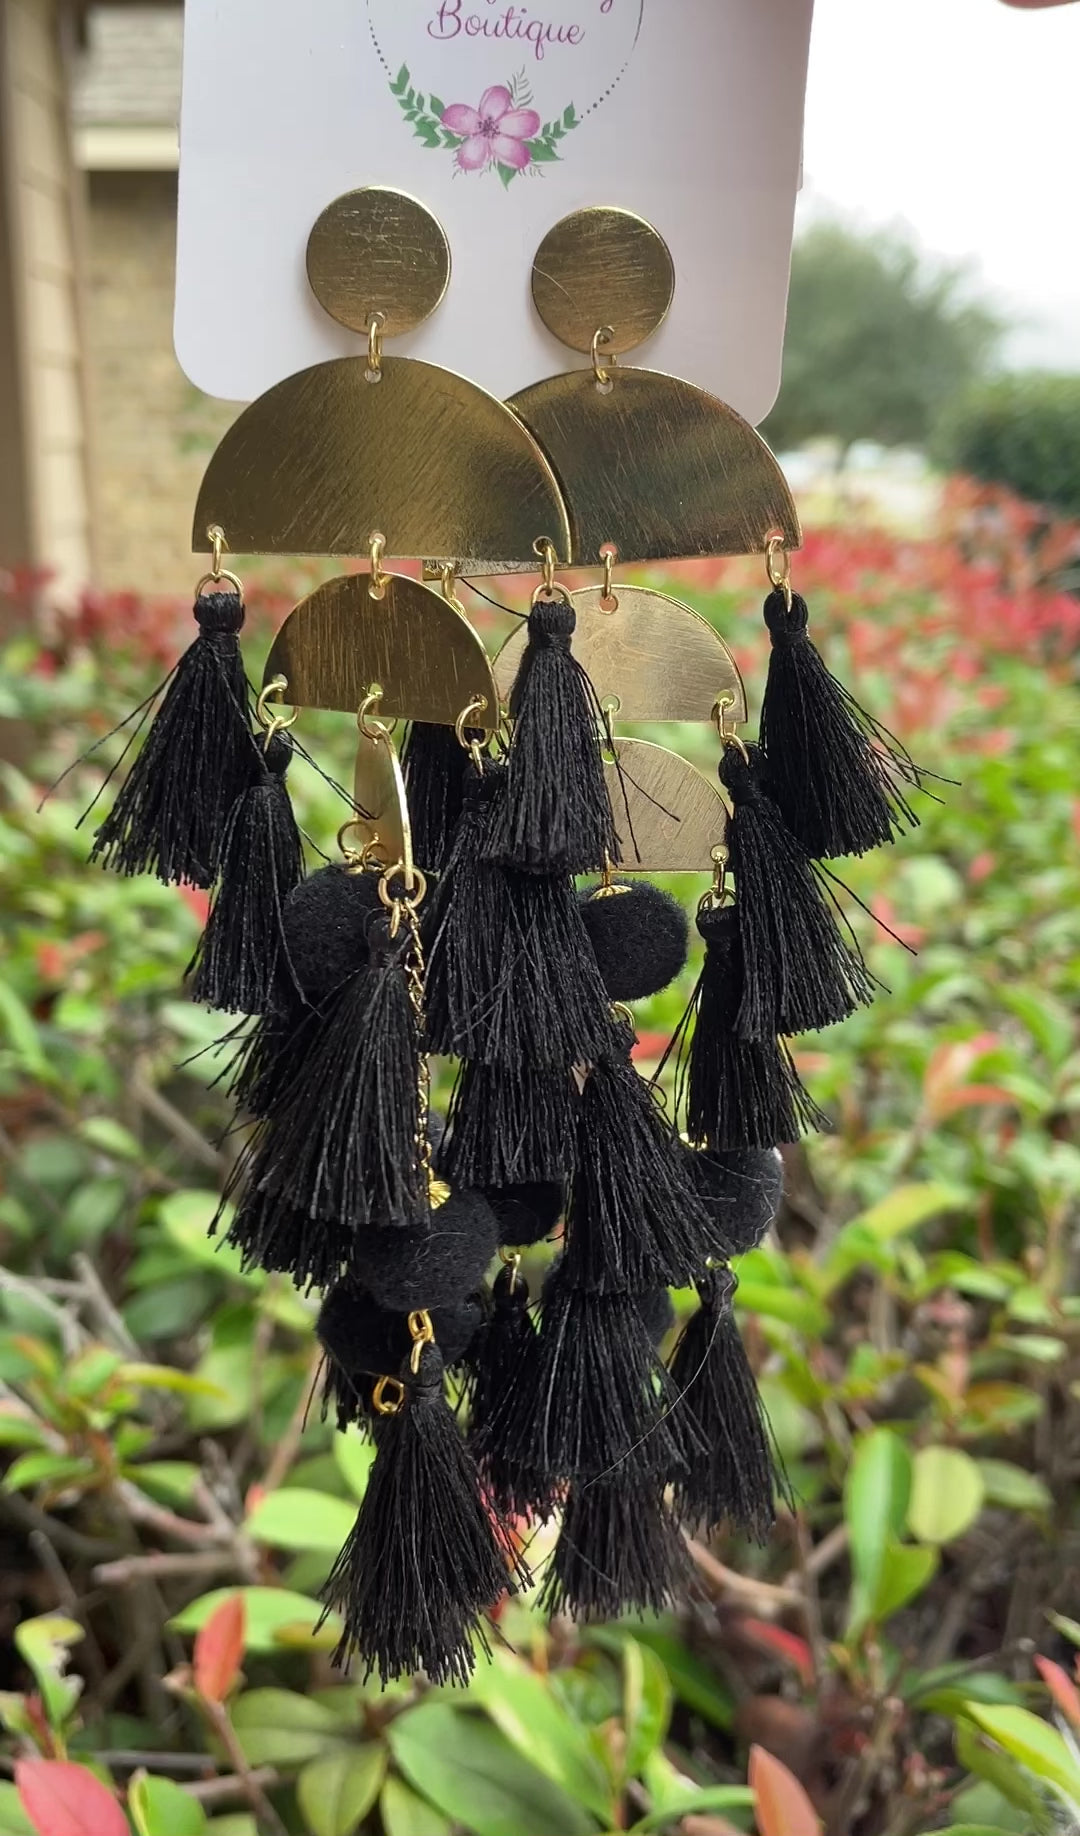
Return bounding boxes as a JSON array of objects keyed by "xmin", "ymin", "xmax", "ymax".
[{"xmin": 84, "ymin": 168, "xmax": 234, "ymax": 592}]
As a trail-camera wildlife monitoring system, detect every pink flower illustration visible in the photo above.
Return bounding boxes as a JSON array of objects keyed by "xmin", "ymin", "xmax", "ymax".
[{"xmin": 441, "ymin": 86, "xmax": 541, "ymax": 172}]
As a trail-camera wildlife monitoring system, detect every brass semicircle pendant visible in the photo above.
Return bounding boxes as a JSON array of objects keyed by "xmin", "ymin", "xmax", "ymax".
[
  {"xmin": 494, "ymin": 583, "xmax": 747, "ymax": 726},
  {"xmin": 507, "ymin": 367, "xmax": 801, "ymax": 566},
  {"xmin": 193, "ymin": 356, "xmax": 571, "ymax": 571},
  {"xmin": 607, "ymin": 739, "xmax": 728, "ymax": 874}
]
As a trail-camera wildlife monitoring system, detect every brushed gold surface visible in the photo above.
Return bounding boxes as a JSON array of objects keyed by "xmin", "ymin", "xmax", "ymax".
[
  {"xmin": 508, "ymin": 366, "xmax": 801, "ymax": 564},
  {"xmin": 607, "ymin": 739, "xmax": 727, "ymax": 873},
  {"xmin": 193, "ymin": 357, "xmax": 571, "ymax": 569},
  {"xmin": 306, "ymin": 187, "xmax": 450, "ymax": 337},
  {"xmin": 493, "ymin": 584, "xmax": 746, "ymax": 723},
  {"xmin": 263, "ymin": 573, "xmax": 499, "ymax": 729},
  {"xmin": 352, "ymin": 727, "xmax": 409, "ymax": 869},
  {"xmin": 531, "ymin": 207, "xmax": 675, "ymax": 356}
]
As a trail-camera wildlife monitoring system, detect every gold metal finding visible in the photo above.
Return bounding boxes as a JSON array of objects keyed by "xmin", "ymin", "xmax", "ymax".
[
  {"xmin": 306, "ymin": 187, "xmax": 451, "ymax": 338},
  {"xmin": 534, "ymin": 535, "xmax": 558, "ymax": 600},
  {"xmin": 766, "ymin": 533, "xmax": 794, "ymax": 611},
  {"xmin": 590, "ymin": 855, "xmax": 631, "ymax": 900},
  {"xmin": 367, "ymin": 313, "xmax": 385, "ymax": 381},
  {"xmin": 368, "ymin": 532, "xmax": 390, "ymax": 600},
  {"xmin": 194, "ymin": 524, "xmax": 244, "ymax": 602},
  {"xmin": 600, "ymin": 545, "xmax": 617, "ymax": 608},
  {"xmin": 263, "ymin": 573, "xmax": 498, "ymax": 730},
  {"xmin": 455, "ymin": 697, "xmax": 488, "ymax": 769},
  {"xmin": 612, "ymin": 1001, "xmax": 637, "ymax": 1034},
  {"xmin": 373, "ymin": 1375, "xmax": 406, "ymax": 1417},
  {"xmin": 531, "ymin": 207, "xmax": 675, "ymax": 356},
  {"xmin": 592, "ymin": 327, "xmax": 616, "ymax": 389},
  {"xmin": 193, "ymin": 358, "xmax": 571, "ymax": 569},
  {"xmin": 408, "ymin": 1309, "xmax": 435, "ymax": 1376},
  {"xmin": 255, "ymin": 674, "xmax": 299, "ymax": 750},
  {"xmin": 508, "ymin": 368, "xmax": 801, "ymax": 566},
  {"xmin": 494, "ymin": 584, "xmax": 747, "ymax": 725},
  {"xmin": 714, "ymin": 692, "xmax": 750, "ymax": 763},
  {"xmin": 605, "ymin": 738, "xmax": 729, "ymax": 872},
  {"xmin": 499, "ymin": 1249, "xmax": 523, "ymax": 1292},
  {"xmin": 699, "ymin": 843, "xmax": 733, "ymax": 914}
]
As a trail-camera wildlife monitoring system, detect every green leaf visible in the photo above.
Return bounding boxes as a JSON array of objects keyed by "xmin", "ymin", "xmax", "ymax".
[
  {"xmin": 629, "ymin": 1789, "xmax": 756, "ymax": 1833},
  {"xmin": 965, "ymin": 1703, "xmax": 1080, "ymax": 1810},
  {"xmin": 595, "ymin": 1627, "xmax": 733, "ymax": 1731},
  {"xmin": 468, "ymin": 1653, "xmax": 612, "ymax": 1820},
  {"xmin": 955, "ymin": 1722, "xmax": 1055, "ymax": 1833},
  {"xmin": 379, "ymin": 1780, "xmax": 452, "ymax": 1836},
  {"xmin": 158, "ymin": 1190, "xmax": 257, "ymax": 1285},
  {"xmin": 734, "ymin": 1284, "xmax": 829, "ymax": 1335},
  {"xmin": 230, "ymin": 1690, "xmax": 350, "ymax": 1769},
  {"xmin": 333, "ymin": 1431, "xmax": 375, "ymax": 1503},
  {"xmin": 171, "ymin": 1588, "xmax": 332, "ymax": 1654},
  {"xmin": 527, "ymin": 141, "xmax": 561, "ymax": 163},
  {"xmin": 205, "ymin": 1822, "xmax": 257, "ymax": 1836},
  {"xmin": 824, "ymin": 1184, "xmax": 966, "ymax": 1290},
  {"xmin": 0, "ymin": 978, "xmax": 51, "ymax": 1081},
  {"xmin": 391, "ymin": 64, "xmax": 409, "ymax": 94},
  {"xmin": 388, "ymin": 1703, "xmax": 594, "ymax": 1836},
  {"xmin": 245, "ymin": 1489, "xmax": 356, "ymax": 1555},
  {"xmin": 977, "ymin": 1459, "xmax": 1052, "ymax": 1517},
  {"xmin": 63, "ymin": 1178, "xmax": 127, "ymax": 1245},
  {"xmin": 130, "ymin": 1771, "xmax": 208, "ymax": 1836},
  {"xmin": 15, "ymin": 1616, "xmax": 83, "ymax": 1729},
  {"xmin": 563, "ymin": 104, "xmax": 578, "ymax": 128},
  {"xmin": 0, "ymin": 1413, "xmax": 47, "ymax": 1449},
  {"xmin": 77, "ymin": 1117, "xmax": 142, "ymax": 1161},
  {"xmin": 128, "ymin": 1462, "xmax": 200, "ymax": 1507},
  {"xmin": 845, "ymin": 1428, "xmax": 912, "ymax": 1630},
  {"xmin": 0, "ymin": 1779, "xmax": 35, "ymax": 1833},
  {"xmin": 119, "ymin": 1362, "xmax": 228, "ymax": 1400},
  {"xmin": 497, "ymin": 164, "xmax": 518, "ymax": 190},
  {"xmin": 296, "ymin": 1747, "xmax": 386, "ymax": 1836},
  {"xmin": 5, "ymin": 1452, "xmax": 94, "ymax": 1494},
  {"xmin": 947, "ymin": 1827, "xmax": 1031, "ymax": 1835},
  {"xmin": 908, "ymin": 1446, "xmax": 985, "ymax": 1544},
  {"xmin": 871, "ymin": 1540, "xmax": 939, "ymax": 1622},
  {"xmin": 1048, "ymin": 1611, "xmax": 1080, "ymax": 1649},
  {"xmin": 622, "ymin": 1639, "xmax": 671, "ymax": 1779},
  {"xmin": 427, "ymin": 95, "xmax": 445, "ymax": 119}
]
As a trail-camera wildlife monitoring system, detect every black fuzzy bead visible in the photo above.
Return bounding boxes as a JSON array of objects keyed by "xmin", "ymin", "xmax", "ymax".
[
  {"xmin": 580, "ymin": 880, "xmax": 690, "ymax": 1002},
  {"xmin": 353, "ymin": 1189, "xmax": 499, "ymax": 1312},
  {"xmin": 484, "ymin": 1182, "xmax": 565, "ymax": 1248},
  {"xmin": 685, "ymin": 1146, "xmax": 784, "ymax": 1257},
  {"xmin": 281, "ymin": 865, "xmax": 385, "ymax": 1004}
]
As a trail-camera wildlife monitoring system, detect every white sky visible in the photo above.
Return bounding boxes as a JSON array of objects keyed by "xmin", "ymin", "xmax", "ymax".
[{"xmin": 800, "ymin": 0, "xmax": 1080, "ymax": 367}]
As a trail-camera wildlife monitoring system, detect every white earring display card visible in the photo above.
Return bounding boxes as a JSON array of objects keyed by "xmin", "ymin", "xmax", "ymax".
[{"xmin": 175, "ymin": 0, "xmax": 814, "ymax": 424}]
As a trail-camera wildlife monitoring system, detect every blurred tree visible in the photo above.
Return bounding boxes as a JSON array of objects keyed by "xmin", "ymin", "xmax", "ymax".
[
  {"xmin": 937, "ymin": 371, "xmax": 1080, "ymax": 516},
  {"xmin": 763, "ymin": 221, "xmax": 1002, "ymax": 458}
]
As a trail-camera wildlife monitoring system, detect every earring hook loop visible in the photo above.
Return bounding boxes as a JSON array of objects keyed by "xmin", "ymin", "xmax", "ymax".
[{"xmin": 766, "ymin": 533, "xmax": 794, "ymax": 611}]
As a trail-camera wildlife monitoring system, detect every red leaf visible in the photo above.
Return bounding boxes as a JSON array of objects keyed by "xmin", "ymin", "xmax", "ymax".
[
  {"xmin": 735, "ymin": 1616, "xmax": 815, "ymax": 1686},
  {"xmin": 749, "ymin": 1746, "xmax": 822, "ymax": 1836},
  {"xmin": 1037, "ymin": 1655, "xmax": 1080, "ymax": 1730},
  {"xmin": 15, "ymin": 1759, "xmax": 128, "ymax": 1836},
  {"xmin": 193, "ymin": 1592, "xmax": 246, "ymax": 1704}
]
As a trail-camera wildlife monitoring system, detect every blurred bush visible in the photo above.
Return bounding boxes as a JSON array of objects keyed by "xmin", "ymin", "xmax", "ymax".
[
  {"xmin": 938, "ymin": 372, "xmax": 1080, "ymax": 518},
  {"xmin": 0, "ymin": 485, "xmax": 1078, "ymax": 1836}
]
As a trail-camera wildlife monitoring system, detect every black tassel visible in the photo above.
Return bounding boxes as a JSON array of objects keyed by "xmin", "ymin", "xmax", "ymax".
[
  {"xmin": 684, "ymin": 1146, "xmax": 784, "ymax": 1259},
  {"xmin": 251, "ymin": 915, "xmax": 424, "ymax": 1230},
  {"xmin": 760, "ymin": 588, "xmax": 921, "ymax": 860},
  {"xmin": 402, "ymin": 721, "xmax": 474, "ymax": 873},
  {"xmin": 222, "ymin": 998, "xmax": 315, "ymax": 1118},
  {"xmin": 539, "ymin": 1450, "xmax": 691, "ymax": 1622},
  {"xmin": 221, "ymin": 1173, "xmax": 352, "ymax": 1294},
  {"xmin": 482, "ymin": 593, "xmax": 618, "ymax": 875},
  {"xmin": 89, "ymin": 591, "xmax": 254, "ymax": 887},
  {"xmin": 719, "ymin": 743, "xmax": 875, "ymax": 1040},
  {"xmin": 468, "ymin": 1264, "xmax": 553, "ymax": 1520},
  {"xmin": 187, "ymin": 732, "xmax": 305, "ymax": 1014},
  {"xmin": 564, "ymin": 1039, "xmax": 713, "ymax": 1292},
  {"xmin": 686, "ymin": 903, "xmax": 829, "ymax": 1149},
  {"xmin": 320, "ymin": 1343, "xmax": 528, "ymax": 1686},
  {"xmin": 478, "ymin": 1266, "xmax": 684, "ymax": 1486},
  {"xmin": 439, "ymin": 1060, "xmax": 577, "ymax": 1188},
  {"xmin": 425, "ymin": 764, "xmax": 617, "ymax": 1067},
  {"xmin": 668, "ymin": 1268, "xmax": 776, "ymax": 1541},
  {"xmin": 319, "ymin": 1281, "xmax": 484, "ymax": 1430}
]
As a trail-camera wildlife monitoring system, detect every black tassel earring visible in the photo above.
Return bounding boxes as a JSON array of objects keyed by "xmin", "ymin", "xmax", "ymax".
[
  {"xmin": 759, "ymin": 541, "xmax": 922, "ymax": 861},
  {"xmin": 318, "ymin": 1279, "xmax": 484, "ymax": 1430},
  {"xmin": 540, "ymin": 1444, "xmax": 692, "ymax": 1623},
  {"xmin": 467, "ymin": 1257, "xmax": 552, "ymax": 1519},
  {"xmin": 88, "ymin": 532, "xmax": 255, "ymax": 887},
  {"xmin": 321, "ymin": 1328, "xmax": 529, "ymax": 1686},
  {"xmin": 402, "ymin": 719, "xmax": 474, "ymax": 873},
  {"xmin": 439, "ymin": 1060, "xmax": 577, "ymax": 1189},
  {"xmin": 668, "ymin": 1266, "xmax": 776, "ymax": 1542},
  {"xmin": 483, "ymin": 543, "xmax": 617, "ymax": 876}
]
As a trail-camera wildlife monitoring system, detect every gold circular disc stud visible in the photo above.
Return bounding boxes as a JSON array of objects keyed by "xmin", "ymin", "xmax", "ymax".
[
  {"xmin": 531, "ymin": 207, "xmax": 675, "ymax": 357},
  {"xmin": 306, "ymin": 187, "xmax": 451, "ymax": 338}
]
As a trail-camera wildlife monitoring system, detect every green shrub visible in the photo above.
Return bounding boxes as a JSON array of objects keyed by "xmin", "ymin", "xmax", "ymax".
[{"xmin": 938, "ymin": 371, "xmax": 1080, "ymax": 515}]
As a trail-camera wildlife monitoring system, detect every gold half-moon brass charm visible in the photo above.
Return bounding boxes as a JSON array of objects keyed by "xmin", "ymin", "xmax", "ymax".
[
  {"xmin": 608, "ymin": 739, "xmax": 727, "ymax": 873},
  {"xmin": 353, "ymin": 727, "xmax": 410, "ymax": 871},
  {"xmin": 507, "ymin": 367, "xmax": 800, "ymax": 565},
  {"xmin": 494, "ymin": 584, "xmax": 747, "ymax": 724},
  {"xmin": 263, "ymin": 573, "xmax": 499, "ymax": 730},
  {"xmin": 194, "ymin": 357, "xmax": 571, "ymax": 570}
]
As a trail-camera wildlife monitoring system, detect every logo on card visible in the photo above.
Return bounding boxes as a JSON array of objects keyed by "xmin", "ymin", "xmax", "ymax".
[{"xmin": 368, "ymin": 0, "xmax": 645, "ymax": 186}]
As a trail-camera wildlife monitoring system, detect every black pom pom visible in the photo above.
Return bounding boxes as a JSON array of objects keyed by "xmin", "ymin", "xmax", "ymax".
[
  {"xmin": 187, "ymin": 732, "xmax": 305, "ymax": 1015},
  {"xmin": 402, "ymin": 721, "xmax": 475, "ymax": 873},
  {"xmin": 89, "ymin": 592, "xmax": 254, "ymax": 887},
  {"xmin": 353, "ymin": 1190, "xmax": 498, "ymax": 1313},
  {"xmin": 637, "ymin": 1287, "xmax": 675, "ymax": 1346},
  {"xmin": 760, "ymin": 588, "xmax": 922, "ymax": 860},
  {"xmin": 319, "ymin": 1281, "xmax": 484, "ymax": 1428},
  {"xmin": 685, "ymin": 1146, "xmax": 783, "ymax": 1258},
  {"xmin": 564, "ymin": 1044, "xmax": 713, "ymax": 1292},
  {"xmin": 439, "ymin": 1061, "xmax": 576, "ymax": 1188},
  {"xmin": 479, "ymin": 1269, "xmax": 683, "ymax": 1485},
  {"xmin": 482, "ymin": 593, "xmax": 618, "ymax": 876},
  {"xmin": 686, "ymin": 903, "xmax": 829, "ymax": 1149},
  {"xmin": 467, "ymin": 1265, "xmax": 553, "ymax": 1519},
  {"xmin": 425, "ymin": 765, "xmax": 617, "ymax": 1067},
  {"xmin": 539, "ymin": 1453, "xmax": 691, "ymax": 1622},
  {"xmin": 580, "ymin": 881, "xmax": 689, "ymax": 1001},
  {"xmin": 251, "ymin": 918, "xmax": 424, "ymax": 1229},
  {"xmin": 484, "ymin": 1181, "xmax": 565, "ymax": 1249},
  {"xmin": 321, "ymin": 1342, "xmax": 528, "ymax": 1686},
  {"xmin": 719, "ymin": 743, "xmax": 875, "ymax": 1039},
  {"xmin": 669, "ymin": 1268, "xmax": 776, "ymax": 1541},
  {"xmin": 281, "ymin": 866, "xmax": 385, "ymax": 1005}
]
